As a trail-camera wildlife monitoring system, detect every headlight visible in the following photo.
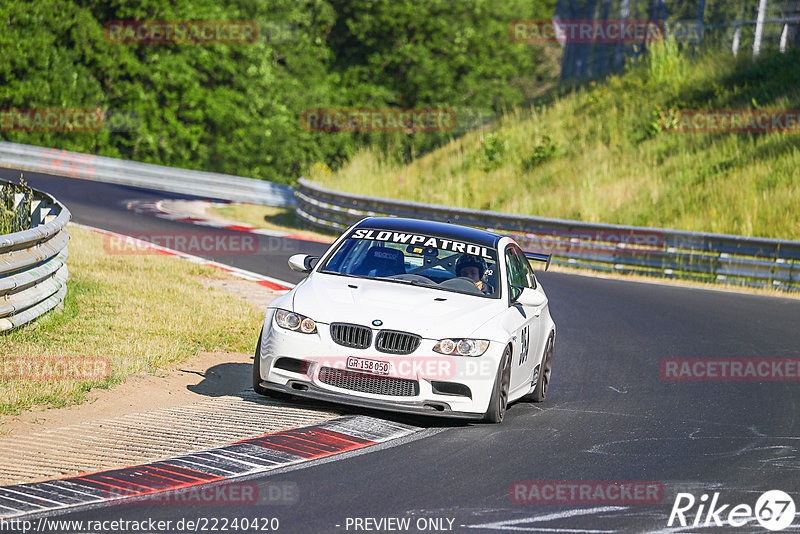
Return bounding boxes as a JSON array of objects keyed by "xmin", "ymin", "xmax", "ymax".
[
  {"xmin": 275, "ymin": 309, "xmax": 317, "ymax": 334},
  {"xmin": 433, "ymin": 338, "xmax": 489, "ymax": 356}
]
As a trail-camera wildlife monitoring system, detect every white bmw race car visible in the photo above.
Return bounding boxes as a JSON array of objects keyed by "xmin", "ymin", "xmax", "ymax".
[{"xmin": 253, "ymin": 217, "xmax": 556, "ymax": 423}]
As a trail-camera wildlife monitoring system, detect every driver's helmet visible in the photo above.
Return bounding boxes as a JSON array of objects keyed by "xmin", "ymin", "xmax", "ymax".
[{"xmin": 455, "ymin": 254, "xmax": 488, "ymax": 279}]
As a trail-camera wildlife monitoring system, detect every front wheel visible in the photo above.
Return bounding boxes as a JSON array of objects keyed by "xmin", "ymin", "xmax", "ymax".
[
  {"xmin": 253, "ymin": 329, "xmax": 292, "ymax": 401},
  {"xmin": 483, "ymin": 346, "xmax": 512, "ymax": 423},
  {"xmin": 528, "ymin": 332, "xmax": 554, "ymax": 403}
]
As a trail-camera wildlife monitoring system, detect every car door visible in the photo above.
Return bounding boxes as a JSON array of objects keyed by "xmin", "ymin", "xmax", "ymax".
[{"xmin": 504, "ymin": 245, "xmax": 542, "ymax": 394}]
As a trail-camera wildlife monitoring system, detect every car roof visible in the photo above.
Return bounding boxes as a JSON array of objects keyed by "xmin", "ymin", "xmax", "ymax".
[{"xmin": 355, "ymin": 217, "xmax": 504, "ymax": 248}]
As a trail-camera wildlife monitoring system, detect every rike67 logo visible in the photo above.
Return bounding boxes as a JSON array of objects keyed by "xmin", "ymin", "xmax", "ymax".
[{"xmin": 669, "ymin": 490, "xmax": 796, "ymax": 531}]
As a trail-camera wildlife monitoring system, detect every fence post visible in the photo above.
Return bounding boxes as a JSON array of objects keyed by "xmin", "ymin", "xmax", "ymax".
[
  {"xmin": 753, "ymin": 0, "xmax": 768, "ymax": 57},
  {"xmin": 696, "ymin": 0, "xmax": 706, "ymax": 50},
  {"xmin": 732, "ymin": 26, "xmax": 742, "ymax": 55},
  {"xmin": 614, "ymin": 0, "xmax": 631, "ymax": 70},
  {"xmin": 779, "ymin": 23, "xmax": 789, "ymax": 52},
  {"xmin": 649, "ymin": 0, "xmax": 667, "ymax": 52}
]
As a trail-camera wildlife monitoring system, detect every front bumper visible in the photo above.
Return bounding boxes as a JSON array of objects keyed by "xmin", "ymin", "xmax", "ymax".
[
  {"xmin": 258, "ymin": 381, "xmax": 485, "ymax": 420},
  {"xmin": 257, "ymin": 310, "xmax": 503, "ymax": 418}
]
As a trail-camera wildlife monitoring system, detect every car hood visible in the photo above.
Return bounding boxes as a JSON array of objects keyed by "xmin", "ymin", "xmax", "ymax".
[{"xmin": 291, "ymin": 273, "xmax": 506, "ymax": 339}]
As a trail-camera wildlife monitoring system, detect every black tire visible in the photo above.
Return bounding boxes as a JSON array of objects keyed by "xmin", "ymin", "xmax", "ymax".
[
  {"xmin": 253, "ymin": 329, "xmax": 293, "ymax": 401},
  {"xmin": 483, "ymin": 345, "xmax": 512, "ymax": 423},
  {"xmin": 529, "ymin": 332, "xmax": 554, "ymax": 403}
]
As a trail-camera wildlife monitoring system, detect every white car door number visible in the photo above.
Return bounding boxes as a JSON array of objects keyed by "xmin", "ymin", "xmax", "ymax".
[{"xmin": 519, "ymin": 325, "xmax": 530, "ymax": 366}]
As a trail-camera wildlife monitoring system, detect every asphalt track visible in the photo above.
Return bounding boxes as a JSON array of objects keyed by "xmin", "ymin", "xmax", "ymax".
[{"xmin": 3, "ymin": 167, "xmax": 800, "ymax": 533}]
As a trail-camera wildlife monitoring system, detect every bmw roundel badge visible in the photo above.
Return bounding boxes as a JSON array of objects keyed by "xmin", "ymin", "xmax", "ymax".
[{"xmin": 372, "ymin": 319, "xmax": 383, "ymax": 327}]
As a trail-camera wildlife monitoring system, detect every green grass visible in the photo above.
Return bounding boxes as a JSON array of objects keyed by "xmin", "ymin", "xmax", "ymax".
[
  {"xmin": 0, "ymin": 226, "xmax": 263, "ymax": 415},
  {"xmin": 0, "ymin": 206, "xmax": 13, "ymax": 235},
  {"xmin": 0, "ymin": 179, "xmax": 31, "ymax": 234},
  {"xmin": 314, "ymin": 43, "xmax": 800, "ymax": 240}
]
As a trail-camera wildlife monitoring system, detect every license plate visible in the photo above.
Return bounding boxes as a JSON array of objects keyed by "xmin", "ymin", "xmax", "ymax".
[{"xmin": 346, "ymin": 357, "xmax": 391, "ymax": 376}]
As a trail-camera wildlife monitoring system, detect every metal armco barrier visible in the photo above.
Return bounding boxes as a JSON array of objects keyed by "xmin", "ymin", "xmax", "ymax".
[
  {"xmin": 1, "ymin": 139, "xmax": 796, "ymax": 292},
  {"xmin": 0, "ymin": 141, "xmax": 295, "ymax": 207},
  {"xmin": 0, "ymin": 180, "xmax": 71, "ymax": 332},
  {"xmin": 295, "ymin": 178, "xmax": 800, "ymax": 292}
]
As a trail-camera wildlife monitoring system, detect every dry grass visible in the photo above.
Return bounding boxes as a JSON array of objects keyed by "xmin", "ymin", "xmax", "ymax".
[
  {"xmin": 314, "ymin": 46, "xmax": 800, "ymax": 240},
  {"xmin": 0, "ymin": 225, "xmax": 263, "ymax": 415}
]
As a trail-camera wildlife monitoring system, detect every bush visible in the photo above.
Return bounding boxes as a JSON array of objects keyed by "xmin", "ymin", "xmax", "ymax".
[{"xmin": 521, "ymin": 135, "xmax": 559, "ymax": 170}]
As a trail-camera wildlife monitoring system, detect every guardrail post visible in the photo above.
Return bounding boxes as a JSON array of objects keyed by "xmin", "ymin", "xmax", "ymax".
[
  {"xmin": 13, "ymin": 191, "xmax": 31, "ymax": 231},
  {"xmin": 30, "ymin": 199, "xmax": 52, "ymax": 227}
]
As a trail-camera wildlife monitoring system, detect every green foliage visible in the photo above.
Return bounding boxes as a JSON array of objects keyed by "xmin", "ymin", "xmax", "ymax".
[
  {"xmin": 0, "ymin": 0, "xmax": 558, "ymax": 183},
  {"xmin": 0, "ymin": 205, "xmax": 13, "ymax": 235},
  {"xmin": 521, "ymin": 134, "xmax": 559, "ymax": 170},
  {"xmin": 647, "ymin": 37, "xmax": 688, "ymax": 89},
  {"xmin": 474, "ymin": 133, "xmax": 509, "ymax": 171}
]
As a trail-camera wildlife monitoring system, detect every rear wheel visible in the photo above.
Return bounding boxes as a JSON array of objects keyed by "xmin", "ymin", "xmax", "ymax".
[
  {"xmin": 483, "ymin": 346, "xmax": 512, "ymax": 423},
  {"xmin": 529, "ymin": 332, "xmax": 554, "ymax": 403},
  {"xmin": 253, "ymin": 329, "xmax": 292, "ymax": 401}
]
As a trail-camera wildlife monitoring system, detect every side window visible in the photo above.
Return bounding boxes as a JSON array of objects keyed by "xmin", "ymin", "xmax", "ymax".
[
  {"xmin": 505, "ymin": 249, "xmax": 526, "ymax": 289},
  {"xmin": 505, "ymin": 247, "xmax": 536, "ymax": 289},
  {"xmin": 518, "ymin": 249, "xmax": 537, "ymax": 289}
]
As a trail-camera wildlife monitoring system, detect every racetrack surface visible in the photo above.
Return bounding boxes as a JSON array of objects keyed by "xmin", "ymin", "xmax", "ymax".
[
  {"xmin": 0, "ymin": 168, "xmax": 328, "ymax": 285},
  {"xmin": 4, "ymin": 167, "xmax": 800, "ymax": 533}
]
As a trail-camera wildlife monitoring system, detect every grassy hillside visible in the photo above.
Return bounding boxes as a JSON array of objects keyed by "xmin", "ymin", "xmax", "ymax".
[{"xmin": 314, "ymin": 42, "xmax": 800, "ymax": 240}]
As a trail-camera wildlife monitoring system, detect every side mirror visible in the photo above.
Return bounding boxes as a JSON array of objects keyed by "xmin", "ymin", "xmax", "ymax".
[
  {"xmin": 510, "ymin": 285, "xmax": 524, "ymax": 302},
  {"xmin": 512, "ymin": 287, "xmax": 547, "ymax": 307},
  {"xmin": 288, "ymin": 254, "xmax": 319, "ymax": 273}
]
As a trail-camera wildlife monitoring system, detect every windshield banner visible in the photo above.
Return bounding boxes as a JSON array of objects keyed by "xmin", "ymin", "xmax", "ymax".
[{"xmin": 349, "ymin": 229, "xmax": 496, "ymax": 260}]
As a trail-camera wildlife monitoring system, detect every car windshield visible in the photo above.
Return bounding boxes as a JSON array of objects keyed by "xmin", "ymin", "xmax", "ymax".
[{"xmin": 320, "ymin": 228, "xmax": 500, "ymax": 298}]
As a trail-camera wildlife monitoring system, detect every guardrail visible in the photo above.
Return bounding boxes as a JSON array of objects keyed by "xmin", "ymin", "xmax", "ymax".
[
  {"xmin": 2, "ymin": 140, "xmax": 796, "ymax": 292},
  {"xmin": 0, "ymin": 180, "xmax": 71, "ymax": 332},
  {"xmin": 295, "ymin": 178, "xmax": 800, "ymax": 292},
  {"xmin": 0, "ymin": 141, "xmax": 295, "ymax": 207}
]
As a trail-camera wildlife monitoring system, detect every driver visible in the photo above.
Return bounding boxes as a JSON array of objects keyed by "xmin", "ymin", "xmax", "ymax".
[{"xmin": 455, "ymin": 255, "xmax": 492, "ymax": 294}]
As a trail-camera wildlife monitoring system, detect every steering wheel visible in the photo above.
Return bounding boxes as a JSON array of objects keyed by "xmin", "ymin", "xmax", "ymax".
[{"xmin": 453, "ymin": 276, "xmax": 494, "ymax": 295}]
